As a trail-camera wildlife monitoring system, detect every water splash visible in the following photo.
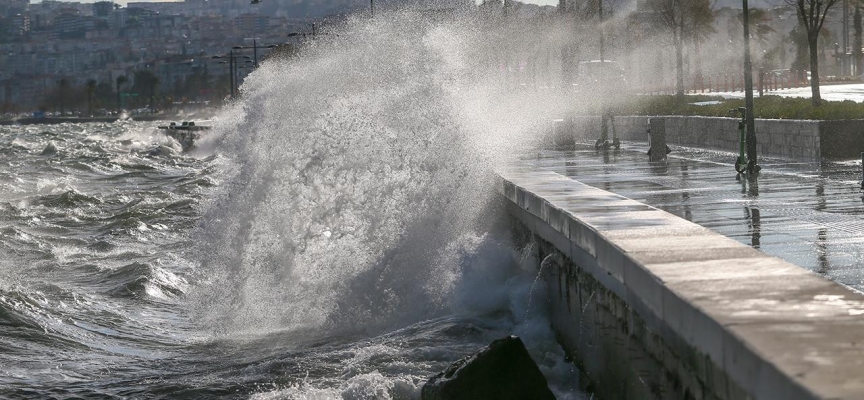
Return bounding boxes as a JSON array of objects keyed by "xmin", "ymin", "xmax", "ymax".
[
  {"xmin": 190, "ymin": 9, "xmax": 578, "ymax": 340},
  {"xmin": 525, "ymin": 253, "xmax": 558, "ymax": 322}
]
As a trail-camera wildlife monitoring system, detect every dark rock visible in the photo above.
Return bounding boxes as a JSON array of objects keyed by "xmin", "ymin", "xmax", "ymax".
[
  {"xmin": 421, "ymin": 335, "xmax": 556, "ymax": 400},
  {"xmin": 40, "ymin": 142, "xmax": 57, "ymax": 156},
  {"xmin": 147, "ymin": 145, "xmax": 174, "ymax": 157}
]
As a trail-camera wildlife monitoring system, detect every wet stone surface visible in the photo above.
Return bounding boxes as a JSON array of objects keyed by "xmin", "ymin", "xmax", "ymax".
[{"xmin": 522, "ymin": 143, "xmax": 864, "ymax": 293}]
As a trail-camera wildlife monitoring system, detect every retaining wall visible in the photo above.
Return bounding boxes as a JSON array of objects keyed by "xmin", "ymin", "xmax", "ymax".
[
  {"xmin": 559, "ymin": 116, "xmax": 864, "ymax": 160},
  {"xmin": 500, "ymin": 169, "xmax": 864, "ymax": 400}
]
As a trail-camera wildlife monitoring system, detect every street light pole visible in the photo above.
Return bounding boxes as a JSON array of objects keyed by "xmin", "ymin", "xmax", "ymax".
[
  {"xmin": 742, "ymin": 0, "xmax": 758, "ymax": 172},
  {"xmin": 234, "ymin": 40, "xmax": 276, "ymax": 68},
  {"xmin": 229, "ymin": 49, "xmax": 236, "ymax": 99},
  {"xmin": 212, "ymin": 52, "xmax": 251, "ymax": 100},
  {"xmin": 598, "ymin": 0, "xmax": 604, "ymax": 62}
]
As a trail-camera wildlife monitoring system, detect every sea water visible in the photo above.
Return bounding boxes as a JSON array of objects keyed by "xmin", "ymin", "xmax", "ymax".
[{"xmin": 0, "ymin": 9, "xmax": 587, "ymax": 399}]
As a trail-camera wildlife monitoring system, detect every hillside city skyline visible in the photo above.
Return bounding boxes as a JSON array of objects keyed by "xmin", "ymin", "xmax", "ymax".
[
  {"xmin": 25, "ymin": 0, "xmax": 777, "ymax": 8},
  {"xmin": 0, "ymin": 0, "xmax": 845, "ymax": 116}
]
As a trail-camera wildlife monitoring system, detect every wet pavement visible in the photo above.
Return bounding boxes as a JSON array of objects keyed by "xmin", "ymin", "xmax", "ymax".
[{"xmin": 523, "ymin": 143, "xmax": 864, "ymax": 293}]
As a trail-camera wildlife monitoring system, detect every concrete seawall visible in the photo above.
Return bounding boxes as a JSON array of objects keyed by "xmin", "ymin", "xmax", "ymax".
[
  {"xmin": 556, "ymin": 116, "xmax": 864, "ymax": 160},
  {"xmin": 500, "ymin": 168, "xmax": 864, "ymax": 399}
]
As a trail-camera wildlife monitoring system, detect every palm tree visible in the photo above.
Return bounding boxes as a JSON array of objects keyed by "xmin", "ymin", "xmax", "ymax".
[
  {"xmin": 742, "ymin": 8, "xmax": 776, "ymax": 45},
  {"xmin": 116, "ymin": 75, "xmax": 127, "ymax": 111},
  {"xmin": 86, "ymin": 79, "xmax": 97, "ymax": 117},
  {"xmin": 686, "ymin": 0, "xmax": 715, "ymax": 90},
  {"xmin": 645, "ymin": 0, "xmax": 714, "ymax": 98}
]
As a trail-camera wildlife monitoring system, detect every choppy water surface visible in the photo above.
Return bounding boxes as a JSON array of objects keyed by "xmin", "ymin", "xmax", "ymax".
[{"xmin": 0, "ymin": 10, "xmax": 585, "ymax": 400}]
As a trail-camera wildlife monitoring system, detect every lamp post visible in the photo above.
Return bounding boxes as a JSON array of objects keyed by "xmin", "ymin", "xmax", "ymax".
[
  {"xmin": 287, "ymin": 23, "xmax": 316, "ymax": 40},
  {"xmin": 211, "ymin": 51, "xmax": 251, "ymax": 99},
  {"xmin": 742, "ymin": 0, "xmax": 758, "ymax": 173},
  {"xmin": 598, "ymin": 0, "xmax": 604, "ymax": 62},
  {"xmin": 232, "ymin": 39, "xmax": 278, "ymax": 68}
]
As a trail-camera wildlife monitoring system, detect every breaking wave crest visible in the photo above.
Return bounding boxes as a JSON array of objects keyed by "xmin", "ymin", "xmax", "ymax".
[{"xmin": 191, "ymin": 10, "xmax": 574, "ymax": 338}]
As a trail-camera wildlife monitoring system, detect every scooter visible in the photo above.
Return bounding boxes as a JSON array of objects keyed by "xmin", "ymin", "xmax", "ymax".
[
  {"xmin": 594, "ymin": 114, "xmax": 620, "ymax": 150},
  {"xmin": 731, "ymin": 107, "xmax": 759, "ymax": 175}
]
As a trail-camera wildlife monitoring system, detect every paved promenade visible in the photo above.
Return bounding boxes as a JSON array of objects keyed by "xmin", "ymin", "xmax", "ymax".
[
  {"xmin": 712, "ymin": 82, "xmax": 864, "ymax": 102},
  {"xmin": 524, "ymin": 144, "xmax": 864, "ymax": 293}
]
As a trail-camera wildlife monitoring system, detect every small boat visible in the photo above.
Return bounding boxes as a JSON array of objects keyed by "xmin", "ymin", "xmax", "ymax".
[
  {"xmin": 158, "ymin": 121, "xmax": 211, "ymax": 132},
  {"xmin": 158, "ymin": 121, "xmax": 210, "ymax": 151}
]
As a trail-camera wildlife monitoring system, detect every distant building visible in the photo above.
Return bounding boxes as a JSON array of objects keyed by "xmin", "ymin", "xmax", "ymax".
[
  {"xmin": 93, "ymin": 1, "xmax": 114, "ymax": 18},
  {"xmin": 6, "ymin": 13, "xmax": 29, "ymax": 36},
  {"xmin": 54, "ymin": 13, "xmax": 87, "ymax": 39},
  {"xmin": 1, "ymin": 0, "xmax": 28, "ymax": 18},
  {"xmin": 234, "ymin": 13, "xmax": 268, "ymax": 35}
]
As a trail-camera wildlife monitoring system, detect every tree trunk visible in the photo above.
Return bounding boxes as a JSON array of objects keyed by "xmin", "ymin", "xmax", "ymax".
[
  {"xmin": 675, "ymin": 34, "xmax": 685, "ymax": 97},
  {"xmin": 809, "ymin": 34, "xmax": 822, "ymax": 105},
  {"xmin": 693, "ymin": 37, "xmax": 703, "ymax": 88},
  {"xmin": 855, "ymin": 4, "xmax": 862, "ymax": 75}
]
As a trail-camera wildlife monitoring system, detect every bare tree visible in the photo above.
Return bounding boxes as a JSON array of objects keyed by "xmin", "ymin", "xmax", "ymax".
[{"xmin": 786, "ymin": 0, "xmax": 840, "ymax": 105}]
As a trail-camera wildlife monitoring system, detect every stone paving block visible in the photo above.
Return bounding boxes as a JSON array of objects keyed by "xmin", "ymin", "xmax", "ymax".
[
  {"xmin": 623, "ymin": 257, "xmax": 664, "ymax": 318},
  {"xmin": 614, "ymin": 234, "xmax": 742, "ymax": 254},
  {"xmin": 627, "ymin": 246, "xmax": 765, "ymax": 265},
  {"xmin": 595, "ymin": 237, "xmax": 625, "ymax": 284},
  {"xmin": 499, "ymin": 161, "xmax": 864, "ymax": 400},
  {"xmin": 568, "ymin": 218, "xmax": 597, "ymax": 257},
  {"xmin": 730, "ymin": 319, "xmax": 864, "ymax": 399}
]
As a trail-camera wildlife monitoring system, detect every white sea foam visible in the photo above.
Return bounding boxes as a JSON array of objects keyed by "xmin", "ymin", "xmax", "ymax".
[
  {"xmin": 191, "ymin": 9, "xmax": 577, "ymax": 338},
  {"xmin": 189, "ymin": 8, "xmax": 587, "ymax": 398}
]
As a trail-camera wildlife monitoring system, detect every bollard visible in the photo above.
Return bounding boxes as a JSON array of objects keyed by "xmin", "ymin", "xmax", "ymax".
[{"xmin": 647, "ymin": 118, "xmax": 668, "ymax": 162}]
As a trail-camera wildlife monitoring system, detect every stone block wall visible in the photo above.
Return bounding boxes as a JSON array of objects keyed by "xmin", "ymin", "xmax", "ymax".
[
  {"xmin": 500, "ymin": 169, "xmax": 864, "ymax": 400},
  {"xmin": 559, "ymin": 116, "xmax": 847, "ymax": 161},
  {"xmin": 820, "ymin": 120, "xmax": 864, "ymax": 159}
]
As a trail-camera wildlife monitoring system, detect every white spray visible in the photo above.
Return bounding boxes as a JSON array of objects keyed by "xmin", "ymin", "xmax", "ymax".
[{"xmin": 190, "ymin": 9, "xmax": 578, "ymax": 339}]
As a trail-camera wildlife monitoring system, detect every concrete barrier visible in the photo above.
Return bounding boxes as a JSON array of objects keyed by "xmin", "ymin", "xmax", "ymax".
[
  {"xmin": 563, "ymin": 115, "xmax": 864, "ymax": 160},
  {"xmin": 500, "ymin": 168, "xmax": 864, "ymax": 400}
]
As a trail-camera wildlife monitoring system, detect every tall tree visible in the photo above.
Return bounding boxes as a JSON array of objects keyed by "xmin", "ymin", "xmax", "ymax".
[
  {"xmin": 790, "ymin": 25, "xmax": 810, "ymax": 79},
  {"xmin": 116, "ymin": 75, "xmax": 127, "ymax": 111},
  {"xmin": 855, "ymin": 2, "xmax": 862, "ymax": 74},
  {"xmin": 644, "ymin": 0, "xmax": 714, "ymax": 98},
  {"xmin": 741, "ymin": 8, "xmax": 776, "ymax": 45},
  {"xmin": 687, "ymin": 0, "xmax": 714, "ymax": 88},
  {"xmin": 785, "ymin": 0, "xmax": 841, "ymax": 106}
]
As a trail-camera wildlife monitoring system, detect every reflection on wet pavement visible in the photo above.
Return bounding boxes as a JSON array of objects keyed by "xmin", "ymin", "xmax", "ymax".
[{"xmin": 526, "ymin": 143, "xmax": 864, "ymax": 292}]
